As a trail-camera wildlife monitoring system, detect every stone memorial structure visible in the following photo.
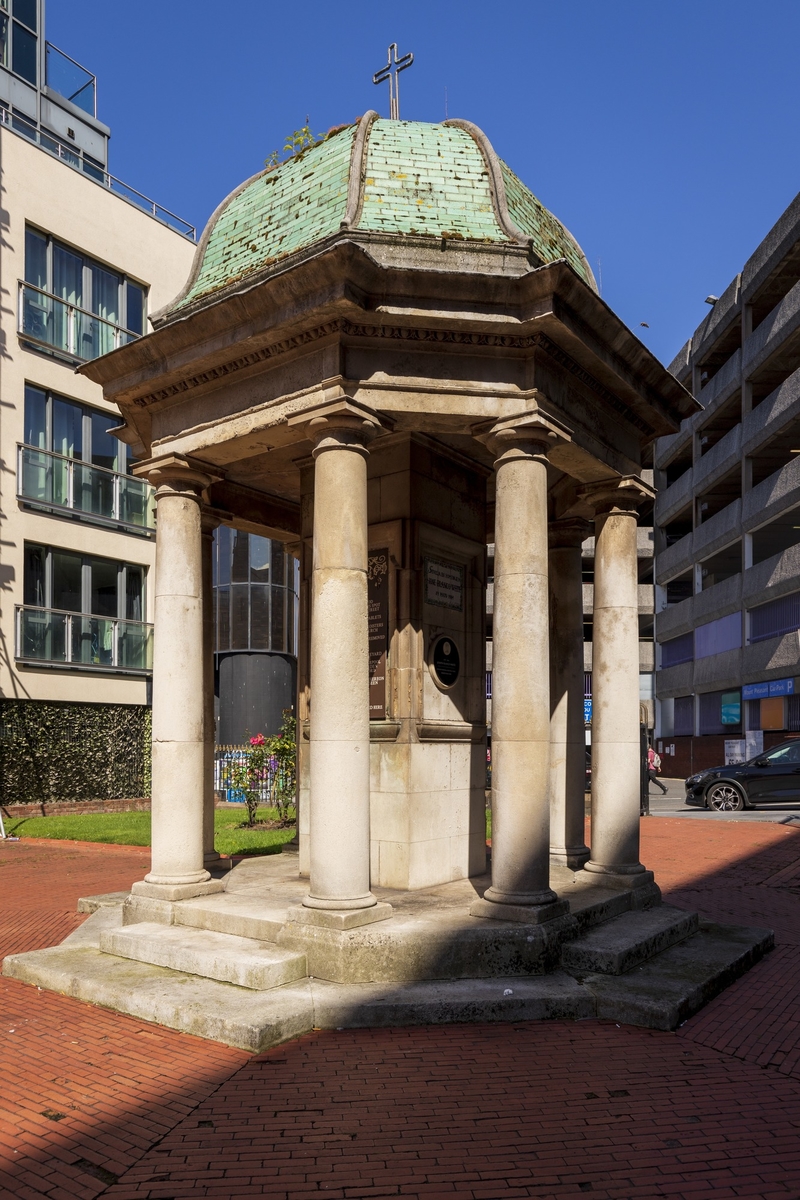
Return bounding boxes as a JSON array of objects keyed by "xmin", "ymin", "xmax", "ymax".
[{"xmin": 4, "ymin": 115, "xmax": 772, "ymax": 1048}]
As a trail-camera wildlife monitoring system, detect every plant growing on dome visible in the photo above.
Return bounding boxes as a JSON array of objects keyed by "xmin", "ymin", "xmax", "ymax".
[{"xmin": 265, "ymin": 120, "xmax": 325, "ymax": 168}]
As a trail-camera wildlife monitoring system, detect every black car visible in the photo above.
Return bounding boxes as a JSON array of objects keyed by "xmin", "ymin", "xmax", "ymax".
[{"xmin": 685, "ymin": 738, "xmax": 800, "ymax": 811}]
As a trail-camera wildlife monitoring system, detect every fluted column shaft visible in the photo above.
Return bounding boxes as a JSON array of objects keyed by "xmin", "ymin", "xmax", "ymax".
[{"xmin": 549, "ymin": 519, "xmax": 591, "ymax": 870}]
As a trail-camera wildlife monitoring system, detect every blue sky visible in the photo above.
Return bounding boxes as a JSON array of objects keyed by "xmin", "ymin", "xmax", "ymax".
[{"xmin": 47, "ymin": 0, "xmax": 800, "ymax": 367}]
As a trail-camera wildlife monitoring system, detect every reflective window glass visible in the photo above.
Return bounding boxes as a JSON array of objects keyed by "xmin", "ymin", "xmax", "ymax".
[
  {"xmin": 11, "ymin": 19, "xmax": 35, "ymax": 82},
  {"xmin": 231, "ymin": 530, "xmax": 249, "ymax": 583},
  {"xmin": 0, "ymin": 16, "xmax": 8, "ymax": 68},
  {"xmin": 23, "ymin": 385, "xmax": 46, "ymax": 448},
  {"xmin": 250, "ymin": 585, "xmax": 270, "ymax": 649},
  {"xmin": 271, "ymin": 540, "xmax": 285, "ymax": 587},
  {"xmin": 250, "ymin": 535, "xmax": 270, "ymax": 583},
  {"xmin": 90, "ymin": 558, "xmax": 117, "ymax": 618},
  {"xmin": 271, "ymin": 584, "xmax": 285, "ymax": 651},
  {"xmin": 90, "ymin": 263, "xmax": 120, "ymax": 323},
  {"xmin": 52, "ymin": 397, "xmax": 82, "ymax": 458},
  {"xmin": 52, "ymin": 551, "xmax": 82, "ymax": 612},
  {"xmin": 216, "ymin": 585, "xmax": 230, "ymax": 650},
  {"xmin": 91, "ymin": 411, "xmax": 117, "ymax": 471},
  {"xmin": 53, "ymin": 243, "xmax": 82, "ymax": 305},
  {"xmin": 216, "ymin": 525, "xmax": 231, "ymax": 586},
  {"xmin": 24, "ymin": 228, "xmax": 47, "ymax": 289},
  {"xmin": 230, "ymin": 583, "xmax": 249, "ymax": 648},
  {"xmin": 126, "ymin": 566, "xmax": 143, "ymax": 620},
  {"xmin": 12, "ymin": 0, "xmax": 36, "ymax": 31},
  {"xmin": 23, "ymin": 543, "xmax": 46, "ymax": 606},
  {"xmin": 126, "ymin": 282, "xmax": 144, "ymax": 335},
  {"xmin": 766, "ymin": 742, "xmax": 800, "ymax": 765}
]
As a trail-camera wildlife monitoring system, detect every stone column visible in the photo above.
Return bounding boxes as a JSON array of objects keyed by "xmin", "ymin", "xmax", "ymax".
[
  {"xmin": 131, "ymin": 456, "xmax": 224, "ymax": 901},
  {"xmin": 201, "ymin": 514, "xmax": 221, "ymax": 867},
  {"xmin": 580, "ymin": 476, "xmax": 655, "ymax": 889},
  {"xmin": 286, "ymin": 399, "xmax": 392, "ymax": 928},
  {"xmin": 549, "ymin": 518, "xmax": 591, "ymax": 870},
  {"xmin": 471, "ymin": 413, "xmax": 570, "ymax": 923}
]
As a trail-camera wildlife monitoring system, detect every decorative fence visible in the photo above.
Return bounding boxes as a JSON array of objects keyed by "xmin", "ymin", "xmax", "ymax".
[{"xmin": 214, "ymin": 744, "xmax": 294, "ymax": 805}]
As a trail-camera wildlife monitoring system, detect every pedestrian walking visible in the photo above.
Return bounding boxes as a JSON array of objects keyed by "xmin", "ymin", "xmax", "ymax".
[{"xmin": 647, "ymin": 745, "xmax": 668, "ymax": 794}]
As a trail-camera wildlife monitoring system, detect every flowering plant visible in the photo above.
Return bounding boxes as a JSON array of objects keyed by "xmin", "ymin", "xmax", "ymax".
[{"xmin": 229, "ymin": 714, "xmax": 296, "ymax": 827}]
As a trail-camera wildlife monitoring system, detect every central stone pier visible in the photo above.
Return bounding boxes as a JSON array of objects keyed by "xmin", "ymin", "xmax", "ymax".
[{"xmin": 2, "ymin": 112, "xmax": 773, "ymax": 1046}]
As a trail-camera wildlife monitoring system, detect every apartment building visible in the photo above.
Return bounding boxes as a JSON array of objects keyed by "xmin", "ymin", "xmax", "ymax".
[
  {"xmin": 654, "ymin": 188, "xmax": 800, "ymax": 776},
  {"xmin": 0, "ymin": 0, "xmax": 196, "ymax": 801}
]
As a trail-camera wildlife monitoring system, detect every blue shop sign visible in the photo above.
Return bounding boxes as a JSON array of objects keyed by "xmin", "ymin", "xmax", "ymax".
[
  {"xmin": 742, "ymin": 678, "xmax": 795, "ymax": 700},
  {"xmin": 584, "ymin": 699, "xmax": 592, "ymax": 724}
]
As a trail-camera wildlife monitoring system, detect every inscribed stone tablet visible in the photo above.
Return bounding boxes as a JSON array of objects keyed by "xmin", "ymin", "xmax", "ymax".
[{"xmin": 424, "ymin": 558, "xmax": 464, "ymax": 611}]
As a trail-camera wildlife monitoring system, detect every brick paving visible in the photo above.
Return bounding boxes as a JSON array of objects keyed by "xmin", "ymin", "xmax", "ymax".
[{"xmin": 0, "ymin": 822, "xmax": 799, "ymax": 1199}]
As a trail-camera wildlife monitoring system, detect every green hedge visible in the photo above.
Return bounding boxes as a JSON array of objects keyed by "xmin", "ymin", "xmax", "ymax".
[{"xmin": 0, "ymin": 701, "xmax": 151, "ymax": 804}]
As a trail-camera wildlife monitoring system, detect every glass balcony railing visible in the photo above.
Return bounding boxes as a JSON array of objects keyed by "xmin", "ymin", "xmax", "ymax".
[
  {"xmin": 18, "ymin": 281, "xmax": 141, "ymax": 363},
  {"xmin": 16, "ymin": 606, "xmax": 153, "ymax": 672},
  {"xmin": 1, "ymin": 108, "xmax": 196, "ymax": 239},
  {"xmin": 17, "ymin": 445, "xmax": 155, "ymax": 533},
  {"xmin": 45, "ymin": 43, "xmax": 97, "ymax": 118}
]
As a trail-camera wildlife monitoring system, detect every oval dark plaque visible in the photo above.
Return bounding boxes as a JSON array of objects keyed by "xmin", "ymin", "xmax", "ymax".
[{"xmin": 431, "ymin": 636, "xmax": 460, "ymax": 688}]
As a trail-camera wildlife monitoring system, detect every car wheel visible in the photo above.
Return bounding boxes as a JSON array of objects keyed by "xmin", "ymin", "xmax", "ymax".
[{"xmin": 706, "ymin": 782, "xmax": 746, "ymax": 812}]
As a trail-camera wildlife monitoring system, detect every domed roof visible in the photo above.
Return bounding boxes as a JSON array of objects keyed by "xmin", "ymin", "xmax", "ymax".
[{"xmin": 163, "ymin": 115, "xmax": 596, "ymax": 320}]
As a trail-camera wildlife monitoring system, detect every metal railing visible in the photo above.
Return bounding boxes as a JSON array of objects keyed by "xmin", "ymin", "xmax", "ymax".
[
  {"xmin": 15, "ymin": 606, "xmax": 153, "ymax": 672},
  {"xmin": 18, "ymin": 281, "xmax": 141, "ymax": 362},
  {"xmin": 17, "ymin": 444, "xmax": 155, "ymax": 533},
  {"xmin": 0, "ymin": 107, "xmax": 196, "ymax": 239},
  {"xmin": 214, "ymin": 745, "xmax": 294, "ymax": 805}
]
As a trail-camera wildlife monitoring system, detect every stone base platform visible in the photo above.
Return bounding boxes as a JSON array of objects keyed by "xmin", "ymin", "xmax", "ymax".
[{"xmin": 2, "ymin": 855, "xmax": 773, "ymax": 1051}]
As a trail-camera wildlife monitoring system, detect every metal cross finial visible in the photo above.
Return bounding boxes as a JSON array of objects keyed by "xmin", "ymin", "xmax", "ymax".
[{"xmin": 373, "ymin": 43, "xmax": 414, "ymax": 120}]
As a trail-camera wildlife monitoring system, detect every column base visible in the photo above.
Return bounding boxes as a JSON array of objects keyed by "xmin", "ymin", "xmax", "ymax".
[
  {"xmin": 131, "ymin": 878, "xmax": 225, "ymax": 902},
  {"xmin": 203, "ymin": 850, "xmax": 222, "ymax": 865},
  {"xmin": 550, "ymin": 845, "xmax": 591, "ymax": 871},
  {"xmin": 303, "ymin": 892, "xmax": 378, "ymax": 912},
  {"xmin": 470, "ymin": 896, "xmax": 570, "ymax": 925},
  {"xmin": 287, "ymin": 902, "xmax": 393, "ymax": 931},
  {"xmin": 574, "ymin": 866, "xmax": 657, "ymax": 892}
]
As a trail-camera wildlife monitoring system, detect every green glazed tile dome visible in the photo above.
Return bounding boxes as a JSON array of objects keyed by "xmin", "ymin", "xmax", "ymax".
[{"xmin": 169, "ymin": 115, "xmax": 596, "ymax": 316}]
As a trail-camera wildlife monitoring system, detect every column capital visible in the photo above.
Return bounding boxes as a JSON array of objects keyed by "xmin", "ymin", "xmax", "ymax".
[
  {"xmin": 578, "ymin": 474, "xmax": 655, "ymax": 517},
  {"xmin": 288, "ymin": 398, "xmax": 390, "ymax": 457},
  {"xmin": 200, "ymin": 506, "xmax": 231, "ymax": 536},
  {"xmin": 475, "ymin": 408, "xmax": 572, "ymax": 465},
  {"xmin": 133, "ymin": 453, "xmax": 222, "ymax": 496},
  {"xmin": 548, "ymin": 516, "xmax": 592, "ymax": 549}
]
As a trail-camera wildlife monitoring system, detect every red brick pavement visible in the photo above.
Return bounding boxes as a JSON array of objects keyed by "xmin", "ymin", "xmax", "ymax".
[{"xmin": 1, "ymin": 822, "xmax": 799, "ymax": 1200}]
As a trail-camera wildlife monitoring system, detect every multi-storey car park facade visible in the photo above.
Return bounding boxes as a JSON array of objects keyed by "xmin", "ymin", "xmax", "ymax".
[
  {"xmin": 654, "ymin": 188, "xmax": 800, "ymax": 776},
  {"xmin": 0, "ymin": 0, "xmax": 196, "ymax": 803}
]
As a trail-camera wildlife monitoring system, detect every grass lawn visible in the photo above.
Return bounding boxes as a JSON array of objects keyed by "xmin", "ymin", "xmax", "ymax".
[{"xmin": 3, "ymin": 806, "xmax": 296, "ymax": 857}]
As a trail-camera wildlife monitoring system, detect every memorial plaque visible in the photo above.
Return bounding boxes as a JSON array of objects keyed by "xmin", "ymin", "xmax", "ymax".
[
  {"xmin": 368, "ymin": 549, "xmax": 390, "ymax": 719},
  {"xmin": 424, "ymin": 557, "xmax": 464, "ymax": 611},
  {"xmin": 431, "ymin": 636, "xmax": 460, "ymax": 688}
]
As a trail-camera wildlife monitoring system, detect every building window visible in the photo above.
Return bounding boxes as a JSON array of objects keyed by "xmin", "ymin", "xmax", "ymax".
[
  {"xmin": 749, "ymin": 592, "xmax": 800, "ymax": 644},
  {"xmin": 660, "ymin": 631, "xmax": 693, "ymax": 668},
  {"xmin": 213, "ymin": 528, "xmax": 299, "ymax": 656},
  {"xmin": 18, "ymin": 384, "xmax": 153, "ymax": 532},
  {"xmin": 698, "ymin": 689, "xmax": 741, "ymax": 736},
  {"xmin": 0, "ymin": 0, "xmax": 38, "ymax": 85},
  {"xmin": 674, "ymin": 695, "xmax": 694, "ymax": 736},
  {"xmin": 17, "ymin": 544, "xmax": 150, "ymax": 671},
  {"xmin": 20, "ymin": 227, "xmax": 146, "ymax": 361}
]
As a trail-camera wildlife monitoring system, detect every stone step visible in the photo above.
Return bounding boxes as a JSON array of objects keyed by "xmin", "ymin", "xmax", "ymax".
[
  {"xmin": 99, "ymin": 923, "xmax": 307, "ymax": 991},
  {"xmin": 560, "ymin": 905, "xmax": 699, "ymax": 976}
]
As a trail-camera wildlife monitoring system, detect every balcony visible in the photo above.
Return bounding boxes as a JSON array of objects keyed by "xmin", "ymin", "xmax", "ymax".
[
  {"xmin": 45, "ymin": 43, "xmax": 96, "ymax": 118},
  {"xmin": 1, "ymin": 108, "xmax": 195, "ymax": 239},
  {"xmin": 17, "ymin": 445, "xmax": 155, "ymax": 534},
  {"xmin": 18, "ymin": 281, "xmax": 142, "ymax": 363},
  {"xmin": 15, "ymin": 606, "xmax": 153, "ymax": 673}
]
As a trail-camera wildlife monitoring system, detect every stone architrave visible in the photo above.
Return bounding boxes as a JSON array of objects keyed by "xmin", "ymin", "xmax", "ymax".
[
  {"xmin": 471, "ymin": 410, "xmax": 572, "ymax": 924},
  {"xmin": 579, "ymin": 476, "xmax": 656, "ymax": 889},
  {"xmin": 131, "ymin": 455, "xmax": 225, "ymax": 902},
  {"xmin": 286, "ymin": 399, "xmax": 393, "ymax": 928},
  {"xmin": 548, "ymin": 517, "xmax": 592, "ymax": 870}
]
